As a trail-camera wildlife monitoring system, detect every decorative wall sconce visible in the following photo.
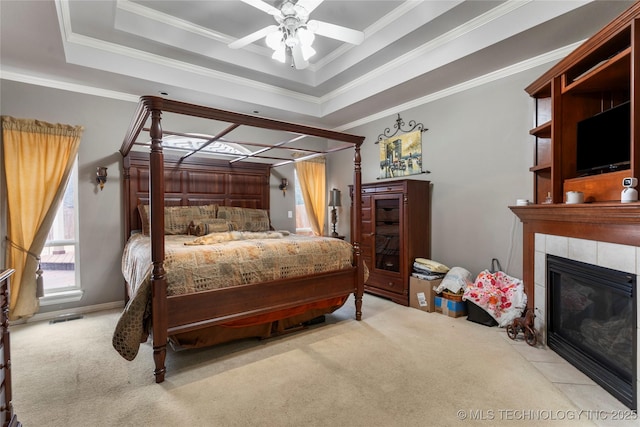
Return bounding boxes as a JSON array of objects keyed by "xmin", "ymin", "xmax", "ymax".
[
  {"xmin": 96, "ymin": 166, "xmax": 108, "ymax": 191},
  {"xmin": 328, "ymin": 188, "xmax": 342, "ymax": 237},
  {"xmin": 279, "ymin": 178, "xmax": 288, "ymax": 196}
]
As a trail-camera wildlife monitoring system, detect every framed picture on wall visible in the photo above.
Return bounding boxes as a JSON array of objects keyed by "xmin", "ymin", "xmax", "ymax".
[{"xmin": 378, "ymin": 130, "xmax": 422, "ymax": 179}]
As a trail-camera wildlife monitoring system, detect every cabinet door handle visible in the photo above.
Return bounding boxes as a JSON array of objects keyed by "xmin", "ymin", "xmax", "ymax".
[{"xmin": 388, "ymin": 282, "xmax": 394, "ymax": 287}]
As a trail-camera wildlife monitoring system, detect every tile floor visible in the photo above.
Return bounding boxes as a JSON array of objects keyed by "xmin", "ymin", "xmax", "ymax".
[{"xmin": 500, "ymin": 330, "xmax": 638, "ymax": 427}]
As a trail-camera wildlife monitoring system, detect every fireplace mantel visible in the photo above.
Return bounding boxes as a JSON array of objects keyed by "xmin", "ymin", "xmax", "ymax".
[
  {"xmin": 510, "ymin": 203, "xmax": 640, "ymax": 308},
  {"xmin": 511, "ymin": 202, "xmax": 640, "ymax": 225}
]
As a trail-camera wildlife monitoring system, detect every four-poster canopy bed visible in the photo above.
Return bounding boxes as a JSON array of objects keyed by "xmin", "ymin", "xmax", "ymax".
[{"xmin": 114, "ymin": 96, "xmax": 365, "ymax": 383}]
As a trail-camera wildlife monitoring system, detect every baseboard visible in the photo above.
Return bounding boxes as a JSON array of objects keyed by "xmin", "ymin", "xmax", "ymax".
[{"xmin": 11, "ymin": 301, "xmax": 124, "ymax": 325}]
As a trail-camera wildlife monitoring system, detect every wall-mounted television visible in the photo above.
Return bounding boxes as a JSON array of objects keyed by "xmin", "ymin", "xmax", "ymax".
[{"xmin": 576, "ymin": 100, "xmax": 631, "ymax": 176}]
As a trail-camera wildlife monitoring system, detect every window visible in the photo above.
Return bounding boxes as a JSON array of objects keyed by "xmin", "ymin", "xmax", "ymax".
[
  {"xmin": 156, "ymin": 134, "xmax": 252, "ymax": 157},
  {"xmin": 294, "ymin": 171, "xmax": 313, "ymax": 235},
  {"xmin": 40, "ymin": 159, "xmax": 80, "ymax": 297}
]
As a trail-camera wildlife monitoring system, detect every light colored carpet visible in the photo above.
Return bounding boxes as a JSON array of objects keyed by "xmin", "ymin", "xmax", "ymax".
[{"xmin": 11, "ymin": 294, "xmax": 593, "ymax": 426}]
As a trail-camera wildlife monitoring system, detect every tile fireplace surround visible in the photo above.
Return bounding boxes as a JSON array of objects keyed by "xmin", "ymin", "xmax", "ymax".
[
  {"xmin": 532, "ymin": 233, "xmax": 639, "ymax": 400},
  {"xmin": 511, "ymin": 202, "xmax": 640, "ymax": 409}
]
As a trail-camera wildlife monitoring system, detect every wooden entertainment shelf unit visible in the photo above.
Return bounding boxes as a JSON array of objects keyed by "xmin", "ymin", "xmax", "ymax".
[{"xmin": 511, "ymin": 2, "xmax": 640, "ymax": 307}]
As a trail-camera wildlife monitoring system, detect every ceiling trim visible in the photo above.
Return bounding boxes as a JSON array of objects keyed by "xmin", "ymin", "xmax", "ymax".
[
  {"xmin": 53, "ymin": 0, "xmax": 591, "ymax": 119},
  {"xmin": 112, "ymin": 0, "xmax": 434, "ymax": 79},
  {"xmin": 334, "ymin": 40, "xmax": 584, "ymax": 132},
  {"xmin": 1, "ymin": 40, "xmax": 582, "ymax": 134},
  {"xmin": 116, "ymin": 0, "xmax": 230, "ymax": 44},
  {"xmin": 312, "ymin": 0, "xmax": 427, "ymax": 70},
  {"xmin": 60, "ymin": 32, "xmax": 325, "ymax": 115},
  {"xmin": 65, "ymin": 32, "xmax": 319, "ymax": 101},
  {"xmin": 116, "ymin": 0, "xmax": 315, "ymax": 71},
  {"xmin": 312, "ymin": 0, "xmax": 464, "ymax": 84},
  {"xmin": 320, "ymin": 0, "xmax": 532, "ymax": 103},
  {"xmin": 0, "ymin": 70, "xmax": 140, "ymax": 103},
  {"xmin": 319, "ymin": 0, "xmax": 590, "ymax": 115}
]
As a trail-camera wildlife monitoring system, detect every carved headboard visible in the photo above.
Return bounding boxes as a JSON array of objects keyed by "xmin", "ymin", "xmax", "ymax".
[{"xmin": 123, "ymin": 151, "xmax": 271, "ymax": 237}]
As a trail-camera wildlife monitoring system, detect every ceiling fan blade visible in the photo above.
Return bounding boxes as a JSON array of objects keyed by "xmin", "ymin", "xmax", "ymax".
[
  {"xmin": 296, "ymin": 0, "xmax": 324, "ymax": 14},
  {"xmin": 240, "ymin": 0, "xmax": 281, "ymax": 16},
  {"xmin": 229, "ymin": 25, "xmax": 279, "ymax": 49},
  {"xmin": 307, "ymin": 20, "xmax": 364, "ymax": 45},
  {"xmin": 291, "ymin": 45, "xmax": 309, "ymax": 70}
]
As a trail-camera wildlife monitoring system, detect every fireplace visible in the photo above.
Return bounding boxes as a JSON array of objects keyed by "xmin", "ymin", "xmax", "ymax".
[
  {"xmin": 510, "ymin": 204, "xmax": 640, "ymax": 412},
  {"xmin": 547, "ymin": 254, "xmax": 637, "ymax": 409}
]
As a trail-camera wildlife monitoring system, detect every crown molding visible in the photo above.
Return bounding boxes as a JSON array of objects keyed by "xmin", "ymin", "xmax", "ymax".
[
  {"xmin": 321, "ymin": 0, "xmax": 532, "ymax": 103},
  {"xmin": 116, "ymin": 0, "xmax": 229, "ymax": 44},
  {"xmin": 312, "ymin": 0, "xmax": 427, "ymax": 70},
  {"xmin": 335, "ymin": 41, "xmax": 583, "ymax": 132},
  {"xmin": 0, "ymin": 70, "xmax": 139, "ymax": 103},
  {"xmin": 2, "ymin": 39, "xmax": 581, "ymax": 134}
]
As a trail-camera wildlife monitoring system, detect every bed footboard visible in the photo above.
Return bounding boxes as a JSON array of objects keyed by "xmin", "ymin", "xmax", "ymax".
[{"xmin": 151, "ymin": 268, "xmax": 359, "ymax": 383}]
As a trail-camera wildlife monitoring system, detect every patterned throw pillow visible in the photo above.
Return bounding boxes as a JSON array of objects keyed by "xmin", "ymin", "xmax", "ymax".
[
  {"xmin": 192, "ymin": 219, "xmax": 236, "ymax": 236},
  {"xmin": 216, "ymin": 206, "xmax": 270, "ymax": 232},
  {"xmin": 137, "ymin": 204, "xmax": 150, "ymax": 235},
  {"xmin": 137, "ymin": 204, "xmax": 218, "ymax": 235}
]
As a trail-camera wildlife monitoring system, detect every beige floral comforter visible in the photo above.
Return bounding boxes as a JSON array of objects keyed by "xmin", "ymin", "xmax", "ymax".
[{"xmin": 113, "ymin": 233, "xmax": 354, "ymax": 361}]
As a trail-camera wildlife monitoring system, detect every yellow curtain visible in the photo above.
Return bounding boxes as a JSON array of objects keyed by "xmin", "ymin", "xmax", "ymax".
[
  {"xmin": 2, "ymin": 116, "xmax": 83, "ymax": 319},
  {"xmin": 295, "ymin": 157, "xmax": 326, "ymax": 236}
]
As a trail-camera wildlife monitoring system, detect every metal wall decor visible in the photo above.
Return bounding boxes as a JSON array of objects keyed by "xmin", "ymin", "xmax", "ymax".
[{"xmin": 376, "ymin": 114, "xmax": 429, "ymax": 179}]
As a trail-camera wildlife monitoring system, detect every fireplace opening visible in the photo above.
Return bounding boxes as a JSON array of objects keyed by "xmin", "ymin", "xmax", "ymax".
[{"xmin": 547, "ymin": 255, "xmax": 637, "ymax": 410}]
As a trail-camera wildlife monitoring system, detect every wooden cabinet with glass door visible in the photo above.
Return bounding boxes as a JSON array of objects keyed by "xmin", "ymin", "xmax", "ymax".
[{"xmin": 351, "ymin": 180, "xmax": 430, "ymax": 306}]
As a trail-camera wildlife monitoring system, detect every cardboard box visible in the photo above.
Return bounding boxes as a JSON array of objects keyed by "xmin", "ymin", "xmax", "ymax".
[
  {"xmin": 434, "ymin": 296, "xmax": 468, "ymax": 318},
  {"xmin": 409, "ymin": 277, "xmax": 442, "ymax": 313}
]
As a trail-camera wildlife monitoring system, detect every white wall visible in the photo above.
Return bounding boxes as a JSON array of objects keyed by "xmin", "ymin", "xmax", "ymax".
[
  {"xmin": 329, "ymin": 64, "xmax": 555, "ymax": 279},
  {"xmin": 1, "ymin": 61, "xmax": 552, "ymax": 313},
  {"xmin": 269, "ymin": 163, "xmax": 296, "ymax": 231}
]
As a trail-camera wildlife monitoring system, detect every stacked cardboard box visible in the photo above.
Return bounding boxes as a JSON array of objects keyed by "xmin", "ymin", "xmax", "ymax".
[
  {"xmin": 409, "ymin": 277, "xmax": 442, "ymax": 313},
  {"xmin": 434, "ymin": 295, "xmax": 467, "ymax": 318}
]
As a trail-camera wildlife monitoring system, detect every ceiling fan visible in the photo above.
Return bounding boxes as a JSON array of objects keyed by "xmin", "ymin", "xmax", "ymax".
[{"xmin": 229, "ymin": 0, "xmax": 365, "ymax": 69}]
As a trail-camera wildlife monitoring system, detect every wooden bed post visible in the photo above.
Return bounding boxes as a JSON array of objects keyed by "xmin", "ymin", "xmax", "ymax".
[
  {"xmin": 149, "ymin": 107, "xmax": 168, "ymax": 383},
  {"xmin": 353, "ymin": 143, "xmax": 364, "ymax": 320},
  {"xmin": 122, "ymin": 156, "xmax": 131, "ymax": 304}
]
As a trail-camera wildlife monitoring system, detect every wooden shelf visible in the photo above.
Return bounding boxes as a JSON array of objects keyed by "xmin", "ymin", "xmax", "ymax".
[
  {"xmin": 529, "ymin": 163, "xmax": 551, "ymax": 173},
  {"xmin": 562, "ymin": 47, "xmax": 631, "ymax": 94},
  {"xmin": 563, "ymin": 170, "xmax": 628, "ymax": 203},
  {"xmin": 529, "ymin": 121, "xmax": 551, "ymax": 138}
]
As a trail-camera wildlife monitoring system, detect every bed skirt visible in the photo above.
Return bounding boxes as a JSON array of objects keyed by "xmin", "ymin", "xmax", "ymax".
[{"xmin": 168, "ymin": 296, "xmax": 348, "ymax": 349}]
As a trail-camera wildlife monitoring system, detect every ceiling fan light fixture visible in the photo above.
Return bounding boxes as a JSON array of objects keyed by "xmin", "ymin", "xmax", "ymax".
[
  {"xmin": 297, "ymin": 27, "xmax": 314, "ymax": 47},
  {"xmin": 232, "ymin": 0, "xmax": 365, "ymax": 69},
  {"xmin": 265, "ymin": 30, "xmax": 283, "ymax": 50},
  {"xmin": 284, "ymin": 32, "xmax": 298, "ymax": 48},
  {"xmin": 272, "ymin": 45, "xmax": 287, "ymax": 63},
  {"xmin": 301, "ymin": 44, "xmax": 316, "ymax": 61}
]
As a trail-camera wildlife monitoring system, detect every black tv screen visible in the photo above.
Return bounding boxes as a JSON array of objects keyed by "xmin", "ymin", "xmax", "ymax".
[{"xmin": 576, "ymin": 100, "xmax": 631, "ymax": 176}]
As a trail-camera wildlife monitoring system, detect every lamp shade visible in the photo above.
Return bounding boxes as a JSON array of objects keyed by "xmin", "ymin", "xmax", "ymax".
[
  {"xmin": 272, "ymin": 44, "xmax": 286, "ymax": 63},
  {"xmin": 297, "ymin": 27, "xmax": 315, "ymax": 46},
  {"xmin": 329, "ymin": 188, "xmax": 341, "ymax": 207},
  {"xmin": 266, "ymin": 30, "xmax": 283, "ymax": 50}
]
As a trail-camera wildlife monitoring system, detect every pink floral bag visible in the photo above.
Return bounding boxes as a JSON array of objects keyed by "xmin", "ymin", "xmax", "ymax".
[{"xmin": 463, "ymin": 262, "xmax": 527, "ymax": 327}]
